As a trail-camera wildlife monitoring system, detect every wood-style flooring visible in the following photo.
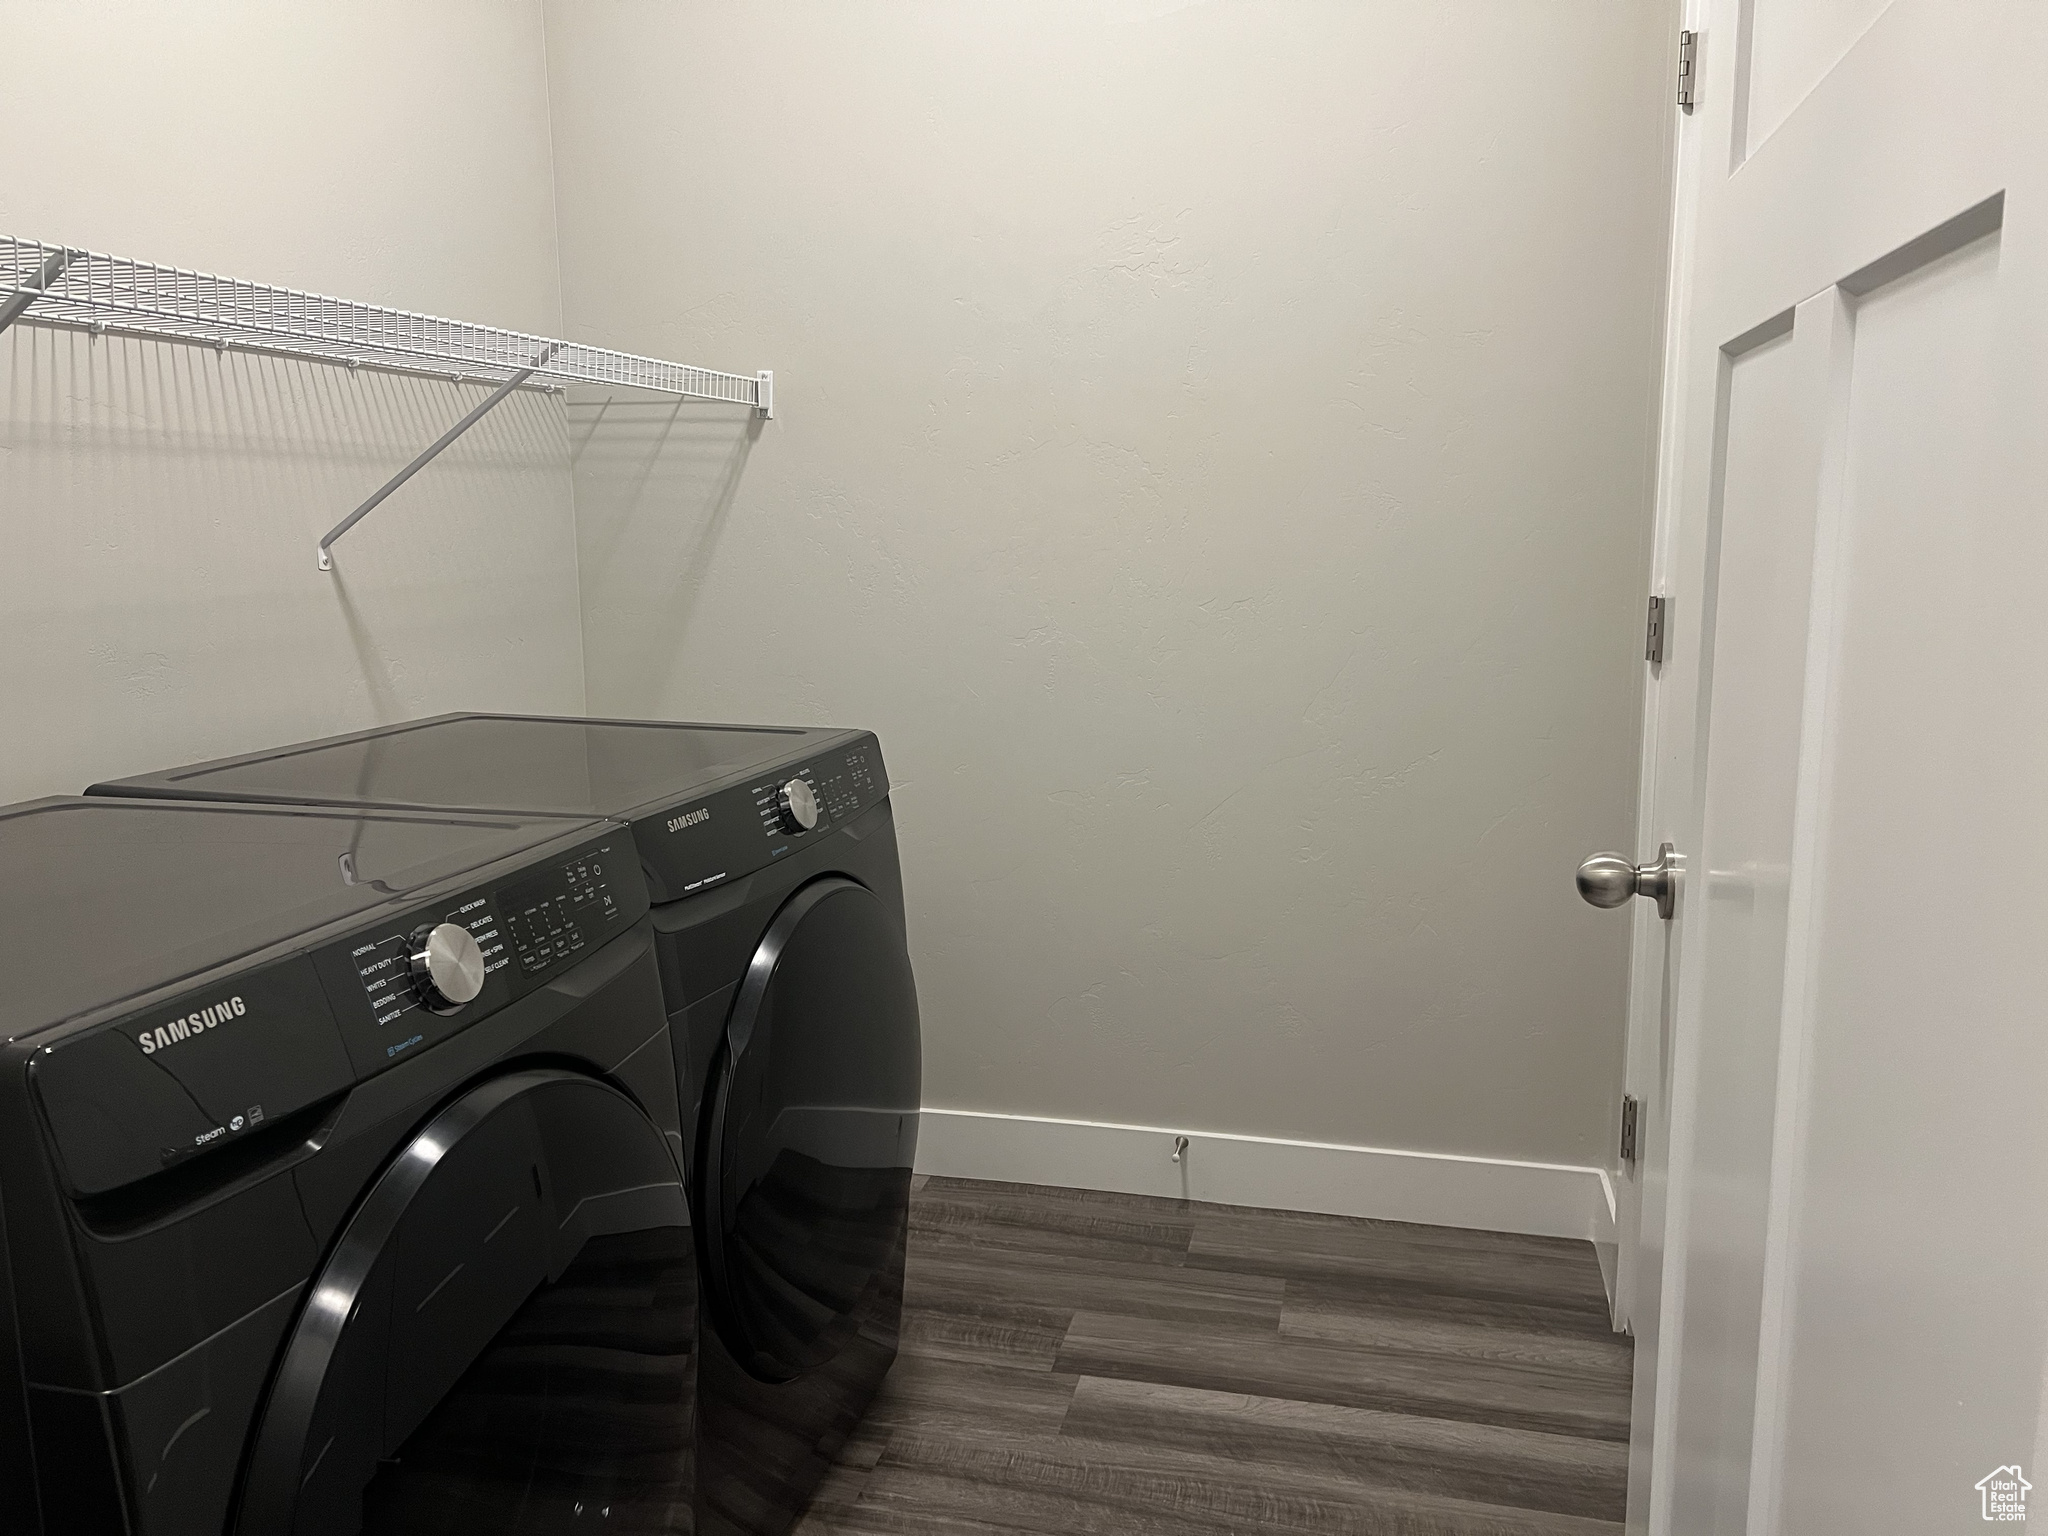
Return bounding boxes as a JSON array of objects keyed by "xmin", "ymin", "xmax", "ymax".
[{"xmin": 794, "ymin": 1176, "xmax": 1631, "ymax": 1535}]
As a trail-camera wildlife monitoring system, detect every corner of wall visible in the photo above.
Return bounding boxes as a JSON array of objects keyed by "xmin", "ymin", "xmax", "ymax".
[{"xmin": 533, "ymin": 0, "xmax": 591, "ymax": 715}]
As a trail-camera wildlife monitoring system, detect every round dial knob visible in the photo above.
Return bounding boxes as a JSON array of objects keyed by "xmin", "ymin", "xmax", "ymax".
[
  {"xmin": 409, "ymin": 922, "xmax": 486, "ymax": 1014},
  {"xmin": 776, "ymin": 777, "xmax": 820, "ymax": 834}
]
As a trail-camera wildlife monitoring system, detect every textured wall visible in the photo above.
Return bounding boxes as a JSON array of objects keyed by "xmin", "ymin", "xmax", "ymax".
[
  {"xmin": 547, "ymin": 0, "xmax": 1672, "ymax": 1167},
  {"xmin": 0, "ymin": 0, "xmax": 585, "ymax": 803}
]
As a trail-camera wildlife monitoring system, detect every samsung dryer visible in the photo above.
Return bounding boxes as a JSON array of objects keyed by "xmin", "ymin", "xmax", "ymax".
[
  {"xmin": 91, "ymin": 715, "xmax": 923, "ymax": 1536},
  {"xmin": 0, "ymin": 796, "xmax": 692, "ymax": 1535}
]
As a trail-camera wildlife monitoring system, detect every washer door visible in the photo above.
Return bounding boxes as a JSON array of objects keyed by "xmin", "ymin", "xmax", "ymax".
[
  {"xmin": 238, "ymin": 1069, "xmax": 695, "ymax": 1536},
  {"xmin": 703, "ymin": 877, "xmax": 921, "ymax": 1382}
]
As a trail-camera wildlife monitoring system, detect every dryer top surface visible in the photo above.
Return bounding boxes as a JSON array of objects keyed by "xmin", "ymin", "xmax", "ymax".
[{"xmin": 90, "ymin": 713, "xmax": 866, "ymax": 822}]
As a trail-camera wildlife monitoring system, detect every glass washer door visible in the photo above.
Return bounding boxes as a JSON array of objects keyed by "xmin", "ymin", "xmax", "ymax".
[{"xmin": 238, "ymin": 1068, "xmax": 695, "ymax": 1536}]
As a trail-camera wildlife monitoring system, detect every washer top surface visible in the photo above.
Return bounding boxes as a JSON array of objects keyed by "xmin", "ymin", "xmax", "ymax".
[
  {"xmin": 0, "ymin": 796, "xmax": 607, "ymax": 1042},
  {"xmin": 92, "ymin": 714, "xmax": 850, "ymax": 819}
]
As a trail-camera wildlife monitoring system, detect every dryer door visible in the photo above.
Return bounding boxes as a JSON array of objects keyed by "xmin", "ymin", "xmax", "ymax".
[
  {"xmin": 703, "ymin": 877, "xmax": 921, "ymax": 1382},
  {"xmin": 238, "ymin": 1069, "xmax": 695, "ymax": 1536}
]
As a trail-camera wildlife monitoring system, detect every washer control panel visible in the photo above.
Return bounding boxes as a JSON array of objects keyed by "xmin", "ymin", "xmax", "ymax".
[
  {"xmin": 31, "ymin": 825, "xmax": 651, "ymax": 1199},
  {"xmin": 503, "ymin": 849, "xmax": 622, "ymax": 976},
  {"xmin": 350, "ymin": 895, "xmax": 508, "ymax": 1028},
  {"xmin": 314, "ymin": 828, "xmax": 647, "ymax": 1081}
]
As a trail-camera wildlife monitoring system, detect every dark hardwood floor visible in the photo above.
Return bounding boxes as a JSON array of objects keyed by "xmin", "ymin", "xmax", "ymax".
[{"xmin": 793, "ymin": 1177, "xmax": 1632, "ymax": 1535}]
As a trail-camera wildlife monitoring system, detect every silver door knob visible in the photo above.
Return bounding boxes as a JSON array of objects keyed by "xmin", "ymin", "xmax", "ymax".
[{"xmin": 1577, "ymin": 842, "xmax": 1679, "ymax": 921}]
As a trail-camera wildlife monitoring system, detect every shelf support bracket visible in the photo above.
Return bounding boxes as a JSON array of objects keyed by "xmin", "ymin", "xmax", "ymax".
[
  {"xmin": 0, "ymin": 247, "xmax": 75, "ymax": 336},
  {"xmin": 318, "ymin": 342, "xmax": 560, "ymax": 571},
  {"xmin": 757, "ymin": 370, "xmax": 774, "ymax": 419}
]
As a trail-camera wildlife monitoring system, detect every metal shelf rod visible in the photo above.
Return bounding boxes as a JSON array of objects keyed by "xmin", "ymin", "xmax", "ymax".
[
  {"xmin": 317, "ymin": 344, "xmax": 559, "ymax": 571},
  {"xmin": 0, "ymin": 247, "xmax": 74, "ymax": 334}
]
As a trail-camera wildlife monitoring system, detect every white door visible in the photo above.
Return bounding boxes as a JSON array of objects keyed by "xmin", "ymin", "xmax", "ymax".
[{"xmin": 1606, "ymin": 3, "xmax": 2048, "ymax": 1532}]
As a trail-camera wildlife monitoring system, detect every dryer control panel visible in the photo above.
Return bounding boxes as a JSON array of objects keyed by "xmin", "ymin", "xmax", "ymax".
[{"xmin": 631, "ymin": 731, "xmax": 889, "ymax": 904}]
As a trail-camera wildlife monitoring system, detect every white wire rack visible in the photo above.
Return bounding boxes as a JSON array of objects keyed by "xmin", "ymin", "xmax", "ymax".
[
  {"xmin": 0, "ymin": 235, "xmax": 772, "ymax": 567},
  {"xmin": 0, "ymin": 237, "xmax": 767, "ymax": 404}
]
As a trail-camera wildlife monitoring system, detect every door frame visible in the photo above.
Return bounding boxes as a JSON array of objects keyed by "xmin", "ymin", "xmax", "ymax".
[{"xmin": 1612, "ymin": 1, "xmax": 1709, "ymax": 1525}]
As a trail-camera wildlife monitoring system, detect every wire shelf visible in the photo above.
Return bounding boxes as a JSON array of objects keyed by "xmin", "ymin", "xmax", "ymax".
[
  {"xmin": 2, "ymin": 234, "xmax": 772, "ymax": 568},
  {"xmin": 0, "ymin": 235, "xmax": 767, "ymax": 409}
]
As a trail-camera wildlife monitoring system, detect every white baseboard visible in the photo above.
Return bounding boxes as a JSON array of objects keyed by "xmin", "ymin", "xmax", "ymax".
[
  {"xmin": 915, "ymin": 1107, "xmax": 1618, "ymax": 1248},
  {"xmin": 1590, "ymin": 1168, "xmax": 1620, "ymax": 1318}
]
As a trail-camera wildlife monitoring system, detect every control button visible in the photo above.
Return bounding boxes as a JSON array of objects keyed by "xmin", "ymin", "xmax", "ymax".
[
  {"xmin": 777, "ymin": 777, "xmax": 821, "ymax": 833},
  {"xmin": 409, "ymin": 922, "xmax": 486, "ymax": 1014}
]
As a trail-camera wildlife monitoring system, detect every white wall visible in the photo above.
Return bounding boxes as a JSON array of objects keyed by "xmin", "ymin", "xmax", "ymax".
[
  {"xmin": 545, "ymin": 1, "xmax": 1673, "ymax": 1168},
  {"xmin": 0, "ymin": 2, "xmax": 1670, "ymax": 1179},
  {"xmin": 0, "ymin": 0, "xmax": 585, "ymax": 804}
]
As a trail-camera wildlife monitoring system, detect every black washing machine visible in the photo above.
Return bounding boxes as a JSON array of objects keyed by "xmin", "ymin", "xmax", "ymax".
[
  {"xmin": 91, "ymin": 715, "xmax": 923, "ymax": 1536},
  {"xmin": 0, "ymin": 795, "xmax": 693, "ymax": 1535}
]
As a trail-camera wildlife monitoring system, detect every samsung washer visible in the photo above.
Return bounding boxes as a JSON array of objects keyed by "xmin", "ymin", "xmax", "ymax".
[
  {"xmin": 92, "ymin": 715, "xmax": 923, "ymax": 1535},
  {"xmin": 0, "ymin": 795, "xmax": 692, "ymax": 1534}
]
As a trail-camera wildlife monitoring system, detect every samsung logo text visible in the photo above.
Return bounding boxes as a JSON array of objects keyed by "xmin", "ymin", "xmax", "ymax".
[
  {"xmin": 138, "ymin": 996, "xmax": 246, "ymax": 1055},
  {"xmin": 668, "ymin": 808, "xmax": 711, "ymax": 833}
]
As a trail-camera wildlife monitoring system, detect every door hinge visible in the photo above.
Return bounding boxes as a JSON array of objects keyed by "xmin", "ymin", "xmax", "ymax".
[
  {"xmin": 1645, "ymin": 594, "xmax": 1667, "ymax": 666},
  {"xmin": 1620, "ymin": 1095, "xmax": 1640, "ymax": 1169},
  {"xmin": 1677, "ymin": 30, "xmax": 1698, "ymax": 112}
]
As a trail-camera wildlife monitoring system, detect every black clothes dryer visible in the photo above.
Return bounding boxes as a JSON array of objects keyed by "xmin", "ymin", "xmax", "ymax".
[
  {"xmin": 92, "ymin": 715, "xmax": 924, "ymax": 1536},
  {"xmin": 0, "ymin": 795, "xmax": 693, "ymax": 1536}
]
